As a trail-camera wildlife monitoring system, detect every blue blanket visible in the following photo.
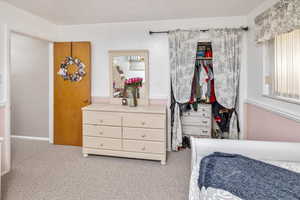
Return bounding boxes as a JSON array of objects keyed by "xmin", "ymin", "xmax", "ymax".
[{"xmin": 198, "ymin": 152, "xmax": 300, "ymax": 200}]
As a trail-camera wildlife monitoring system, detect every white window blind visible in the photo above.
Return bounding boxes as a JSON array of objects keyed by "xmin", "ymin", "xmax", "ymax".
[{"xmin": 273, "ymin": 29, "xmax": 300, "ymax": 101}]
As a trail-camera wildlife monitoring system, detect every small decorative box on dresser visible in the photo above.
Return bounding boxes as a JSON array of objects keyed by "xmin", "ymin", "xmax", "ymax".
[
  {"xmin": 182, "ymin": 104, "xmax": 212, "ymax": 138},
  {"xmin": 82, "ymin": 104, "xmax": 167, "ymax": 165}
]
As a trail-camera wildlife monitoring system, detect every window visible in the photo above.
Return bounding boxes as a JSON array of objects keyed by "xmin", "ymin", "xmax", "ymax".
[{"xmin": 264, "ymin": 29, "xmax": 300, "ymax": 103}]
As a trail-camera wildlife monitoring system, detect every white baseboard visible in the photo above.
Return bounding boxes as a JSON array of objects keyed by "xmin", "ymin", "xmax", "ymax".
[{"xmin": 11, "ymin": 135, "xmax": 49, "ymax": 141}]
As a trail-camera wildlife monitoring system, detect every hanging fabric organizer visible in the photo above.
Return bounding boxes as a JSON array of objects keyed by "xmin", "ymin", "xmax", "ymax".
[{"xmin": 168, "ymin": 28, "xmax": 243, "ymax": 151}]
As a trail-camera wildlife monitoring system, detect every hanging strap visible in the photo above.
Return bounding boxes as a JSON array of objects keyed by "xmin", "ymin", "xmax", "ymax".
[
  {"xmin": 232, "ymin": 69, "xmax": 241, "ymax": 138},
  {"xmin": 70, "ymin": 42, "xmax": 73, "ymax": 57}
]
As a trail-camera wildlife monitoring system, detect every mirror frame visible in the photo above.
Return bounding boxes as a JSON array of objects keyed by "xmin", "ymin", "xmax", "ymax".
[{"xmin": 109, "ymin": 50, "xmax": 149, "ymax": 106}]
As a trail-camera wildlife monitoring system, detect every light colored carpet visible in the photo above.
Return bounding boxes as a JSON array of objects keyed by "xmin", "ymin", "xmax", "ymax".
[{"xmin": 2, "ymin": 138, "xmax": 191, "ymax": 200}]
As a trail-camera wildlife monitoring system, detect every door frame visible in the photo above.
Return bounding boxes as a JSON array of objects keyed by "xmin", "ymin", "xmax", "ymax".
[{"xmin": 3, "ymin": 27, "xmax": 54, "ymax": 174}]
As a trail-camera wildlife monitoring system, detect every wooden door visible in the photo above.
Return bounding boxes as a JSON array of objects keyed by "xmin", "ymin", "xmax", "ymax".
[{"xmin": 54, "ymin": 42, "xmax": 91, "ymax": 146}]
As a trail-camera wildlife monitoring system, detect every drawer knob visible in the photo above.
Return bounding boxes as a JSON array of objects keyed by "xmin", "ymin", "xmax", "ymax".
[
  {"xmin": 100, "ymin": 144, "xmax": 104, "ymax": 147},
  {"xmin": 202, "ymin": 121, "xmax": 208, "ymax": 124},
  {"xmin": 99, "ymin": 132, "xmax": 103, "ymax": 135},
  {"xmin": 141, "ymin": 122, "xmax": 146, "ymax": 125},
  {"xmin": 142, "ymin": 147, "xmax": 146, "ymax": 151},
  {"xmin": 141, "ymin": 134, "xmax": 146, "ymax": 138},
  {"xmin": 99, "ymin": 120, "xmax": 103, "ymax": 123}
]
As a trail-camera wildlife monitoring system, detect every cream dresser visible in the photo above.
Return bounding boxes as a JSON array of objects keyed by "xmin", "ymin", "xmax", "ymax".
[{"xmin": 82, "ymin": 104, "xmax": 167, "ymax": 164}]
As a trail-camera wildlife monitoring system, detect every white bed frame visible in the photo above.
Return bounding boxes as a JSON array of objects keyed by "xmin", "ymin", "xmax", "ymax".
[{"xmin": 191, "ymin": 137, "xmax": 300, "ymax": 168}]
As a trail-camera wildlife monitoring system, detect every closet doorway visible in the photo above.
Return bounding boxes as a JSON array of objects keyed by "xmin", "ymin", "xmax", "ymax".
[{"xmin": 10, "ymin": 33, "xmax": 51, "ymax": 141}]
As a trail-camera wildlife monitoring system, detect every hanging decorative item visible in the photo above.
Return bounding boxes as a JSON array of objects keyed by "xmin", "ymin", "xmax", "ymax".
[{"xmin": 57, "ymin": 56, "xmax": 86, "ymax": 82}]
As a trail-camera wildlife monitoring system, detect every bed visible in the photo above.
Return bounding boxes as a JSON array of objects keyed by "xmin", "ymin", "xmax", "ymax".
[{"xmin": 189, "ymin": 137, "xmax": 300, "ymax": 200}]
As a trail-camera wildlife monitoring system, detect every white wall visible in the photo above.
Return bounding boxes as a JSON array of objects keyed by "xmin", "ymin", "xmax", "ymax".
[
  {"xmin": 246, "ymin": 0, "xmax": 300, "ymax": 119},
  {"xmin": 0, "ymin": 1, "xmax": 58, "ymax": 41},
  {"xmin": 0, "ymin": 1, "xmax": 58, "ymax": 174},
  {"xmin": 0, "ymin": 25, "xmax": 7, "ymax": 104},
  {"xmin": 57, "ymin": 16, "xmax": 247, "ymax": 99},
  {"xmin": 10, "ymin": 33, "xmax": 50, "ymax": 138}
]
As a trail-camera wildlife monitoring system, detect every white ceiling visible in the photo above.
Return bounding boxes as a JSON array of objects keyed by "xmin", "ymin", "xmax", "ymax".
[{"xmin": 1, "ymin": 0, "xmax": 267, "ymax": 25}]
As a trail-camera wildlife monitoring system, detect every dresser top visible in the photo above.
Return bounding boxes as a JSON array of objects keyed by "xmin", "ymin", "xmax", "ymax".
[{"xmin": 82, "ymin": 103, "xmax": 166, "ymax": 114}]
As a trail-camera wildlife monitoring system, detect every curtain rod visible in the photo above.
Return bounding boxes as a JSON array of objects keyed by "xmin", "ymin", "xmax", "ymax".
[{"xmin": 149, "ymin": 26, "xmax": 249, "ymax": 35}]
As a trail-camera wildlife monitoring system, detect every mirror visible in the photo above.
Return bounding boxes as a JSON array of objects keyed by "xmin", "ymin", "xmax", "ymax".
[{"xmin": 109, "ymin": 50, "xmax": 149, "ymax": 105}]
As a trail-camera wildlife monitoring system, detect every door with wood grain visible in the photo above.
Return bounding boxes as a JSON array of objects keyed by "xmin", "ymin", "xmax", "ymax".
[{"xmin": 54, "ymin": 42, "xmax": 91, "ymax": 146}]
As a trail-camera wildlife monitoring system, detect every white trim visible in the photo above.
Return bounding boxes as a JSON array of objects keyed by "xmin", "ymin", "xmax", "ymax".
[
  {"xmin": 263, "ymin": 94, "xmax": 300, "ymax": 106},
  {"xmin": 0, "ymin": 138, "xmax": 3, "ymax": 177},
  {"xmin": 4, "ymin": 25, "xmax": 11, "ymax": 175},
  {"xmin": 48, "ymin": 42, "xmax": 54, "ymax": 144},
  {"xmin": 245, "ymin": 98, "xmax": 300, "ymax": 123},
  {"xmin": 11, "ymin": 135, "xmax": 50, "ymax": 141}
]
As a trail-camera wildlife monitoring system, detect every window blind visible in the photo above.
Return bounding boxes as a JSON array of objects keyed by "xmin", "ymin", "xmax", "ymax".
[{"xmin": 274, "ymin": 29, "xmax": 300, "ymax": 100}]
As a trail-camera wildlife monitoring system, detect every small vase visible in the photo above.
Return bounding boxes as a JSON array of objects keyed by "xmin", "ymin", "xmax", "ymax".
[{"xmin": 127, "ymin": 87, "xmax": 137, "ymax": 107}]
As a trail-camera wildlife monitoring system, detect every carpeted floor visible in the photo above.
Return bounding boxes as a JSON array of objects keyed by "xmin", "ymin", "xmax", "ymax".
[{"xmin": 2, "ymin": 138, "xmax": 191, "ymax": 200}]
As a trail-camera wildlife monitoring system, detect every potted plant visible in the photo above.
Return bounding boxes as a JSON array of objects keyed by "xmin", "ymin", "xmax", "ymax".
[{"xmin": 124, "ymin": 77, "xmax": 143, "ymax": 107}]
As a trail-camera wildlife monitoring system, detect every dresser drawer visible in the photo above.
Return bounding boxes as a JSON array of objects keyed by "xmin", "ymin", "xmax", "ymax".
[
  {"xmin": 123, "ymin": 128, "xmax": 164, "ymax": 141},
  {"xmin": 83, "ymin": 125, "xmax": 121, "ymax": 138},
  {"xmin": 83, "ymin": 111, "xmax": 121, "ymax": 126},
  {"xmin": 123, "ymin": 113, "xmax": 164, "ymax": 129},
  {"xmin": 183, "ymin": 111, "xmax": 210, "ymax": 119},
  {"xmin": 182, "ymin": 116, "xmax": 211, "ymax": 127},
  {"xmin": 123, "ymin": 140, "xmax": 164, "ymax": 154},
  {"xmin": 199, "ymin": 112, "xmax": 211, "ymax": 119},
  {"xmin": 183, "ymin": 125, "xmax": 211, "ymax": 137},
  {"xmin": 83, "ymin": 136, "xmax": 122, "ymax": 150},
  {"xmin": 198, "ymin": 106, "xmax": 211, "ymax": 114}
]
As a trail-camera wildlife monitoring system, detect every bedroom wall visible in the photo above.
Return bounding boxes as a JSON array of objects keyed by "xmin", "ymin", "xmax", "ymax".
[
  {"xmin": 0, "ymin": 1, "xmax": 58, "ymax": 41},
  {"xmin": 246, "ymin": 0, "xmax": 300, "ymax": 141},
  {"xmin": 247, "ymin": 104, "xmax": 300, "ymax": 143},
  {"xmin": 0, "ymin": 3, "xmax": 251, "ymax": 172},
  {"xmin": 0, "ymin": 1, "xmax": 58, "ymax": 175},
  {"xmin": 57, "ymin": 16, "xmax": 248, "ymax": 100},
  {"xmin": 57, "ymin": 16, "xmax": 249, "ymax": 138}
]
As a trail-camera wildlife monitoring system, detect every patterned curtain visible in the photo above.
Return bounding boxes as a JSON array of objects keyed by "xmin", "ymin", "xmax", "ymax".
[
  {"xmin": 169, "ymin": 30, "xmax": 201, "ymax": 150},
  {"xmin": 255, "ymin": 0, "xmax": 300, "ymax": 43},
  {"xmin": 209, "ymin": 29, "xmax": 242, "ymax": 139}
]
